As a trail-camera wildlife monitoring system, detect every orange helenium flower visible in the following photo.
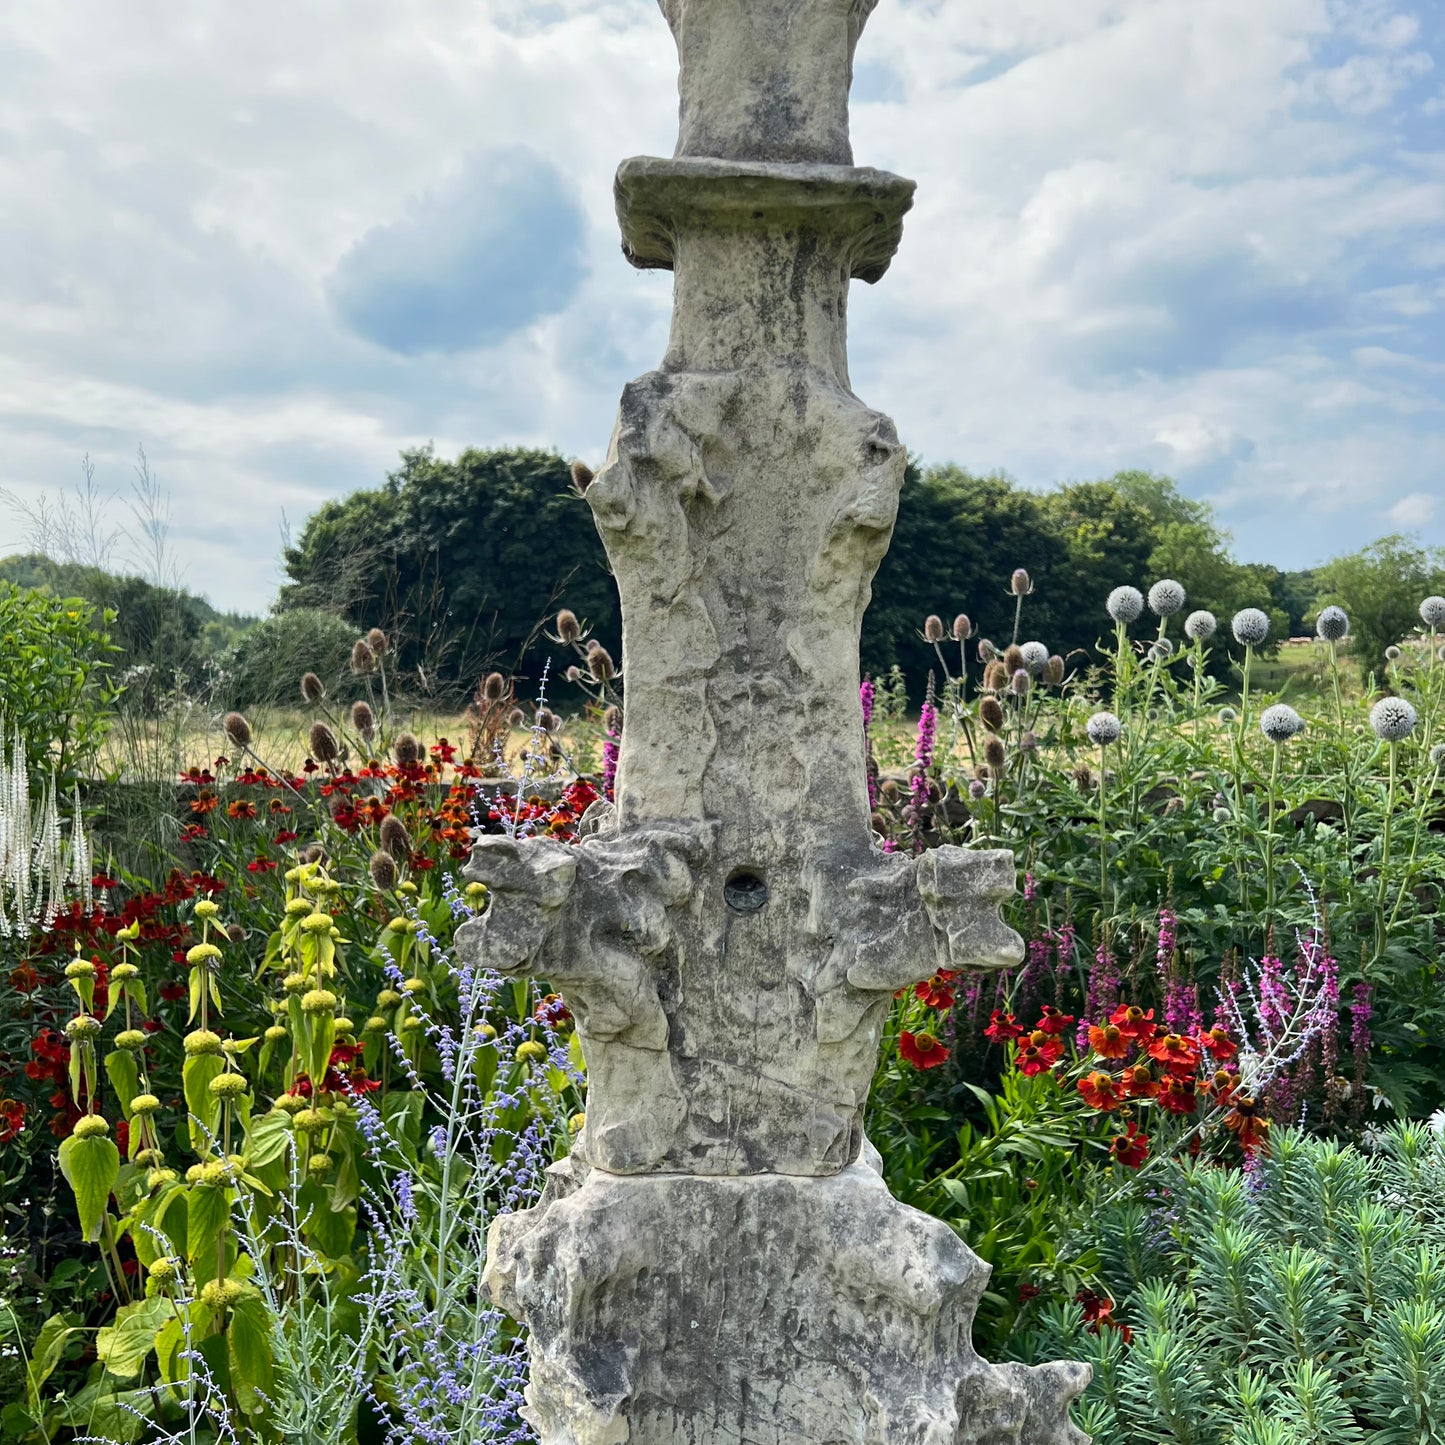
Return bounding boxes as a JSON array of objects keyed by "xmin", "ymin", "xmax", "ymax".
[
  {"xmin": 899, "ymin": 1030, "xmax": 949, "ymax": 1070},
  {"xmin": 1077, "ymin": 1071, "xmax": 1124, "ymax": 1111},
  {"xmin": 1087, "ymin": 1022, "xmax": 1130, "ymax": 1059}
]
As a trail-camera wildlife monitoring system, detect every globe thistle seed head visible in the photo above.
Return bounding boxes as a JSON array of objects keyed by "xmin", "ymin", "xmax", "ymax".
[
  {"xmin": 1184, "ymin": 610, "xmax": 1217, "ymax": 642},
  {"xmin": 983, "ymin": 736, "xmax": 1006, "ymax": 772},
  {"xmin": 393, "ymin": 733, "xmax": 421, "ymax": 768},
  {"xmin": 556, "ymin": 609, "xmax": 581, "ymax": 644},
  {"xmin": 1002, "ymin": 644, "xmax": 1025, "ymax": 675},
  {"xmin": 222, "ymin": 712, "xmax": 252, "ymax": 748},
  {"xmin": 369, "ymin": 849, "xmax": 398, "ymax": 892},
  {"xmin": 350, "ymin": 700, "xmax": 375, "ymax": 738},
  {"xmin": 979, "ymin": 696, "xmax": 1005, "ymax": 733},
  {"xmin": 976, "ymin": 639, "xmax": 997, "ymax": 663},
  {"xmin": 1148, "ymin": 579, "xmax": 1186, "ymax": 617},
  {"xmin": 1421, "ymin": 596, "xmax": 1445, "ymax": 629},
  {"xmin": 483, "ymin": 672, "xmax": 506, "ymax": 703},
  {"xmin": 350, "ymin": 639, "xmax": 376, "ymax": 676},
  {"xmin": 1086, "ymin": 711, "xmax": 1123, "ymax": 747},
  {"xmin": 1218, "ymin": 707, "xmax": 1238, "ymax": 724},
  {"xmin": 1046, "ymin": 654, "xmax": 1066, "ymax": 686},
  {"xmin": 1010, "ymin": 668, "xmax": 1032, "ymax": 697},
  {"xmin": 365, "ymin": 627, "xmax": 389, "ymax": 656},
  {"xmin": 309, "ymin": 722, "xmax": 339, "ymax": 765},
  {"xmin": 1231, "ymin": 608, "xmax": 1270, "ymax": 647},
  {"xmin": 1370, "ymin": 696, "xmax": 1418, "ymax": 742},
  {"xmin": 1010, "ymin": 568, "xmax": 1031, "ymax": 596},
  {"xmin": 952, "ymin": 614, "xmax": 972, "ymax": 642},
  {"xmin": 1385, "ymin": 646, "xmax": 1402, "ymax": 662},
  {"xmin": 923, "ymin": 614, "xmax": 945, "ymax": 643},
  {"xmin": 570, "ymin": 461, "xmax": 594, "ymax": 494},
  {"xmin": 1315, "ymin": 605, "xmax": 1349, "ymax": 642},
  {"xmin": 1106, "ymin": 586, "xmax": 1144, "ymax": 625},
  {"xmin": 1213, "ymin": 806, "xmax": 1232, "ymax": 823},
  {"xmin": 1147, "ymin": 639, "xmax": 1175, "ymax": 663},
  {"xmin": 300, "ymin": 671, "xmax": 325, "ymax": 705},
  {"xmin": 1019, "ymin": 641, "xmax": 1049, "ymax": 674},
  {"xmin": 1260, "ymin": 704, "xmax": 1305, "ymax": 744},
  {"xmin": 1430, "ymin": 743, "xmax": 1445, "ymax": 769}
]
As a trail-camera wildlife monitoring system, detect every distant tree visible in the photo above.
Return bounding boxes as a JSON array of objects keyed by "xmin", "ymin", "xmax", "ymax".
[
  {"xmin": 220, "ymin": 608, "xmax": 363, "ymax": 709},
  {"xmin": 279, "ymin": 447, "xmax": 616, "ymax": 699},
  {"xmin": 1313, "ymin": 536, "xmax": 1445, "ymax": 679}
]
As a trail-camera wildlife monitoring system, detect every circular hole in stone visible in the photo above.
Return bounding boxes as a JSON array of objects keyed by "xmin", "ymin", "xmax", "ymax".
[{"xmin": 723, "ymin": 869, "xmax": 769, "ymax": 914}]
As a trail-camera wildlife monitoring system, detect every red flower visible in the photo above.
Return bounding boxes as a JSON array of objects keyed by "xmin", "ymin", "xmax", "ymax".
[
  {"xmin": 1199, "ymin": 1027, "xmax": 1238, "ymax": 1063},
  {"xmin": 159, "ymin": 982, "xmax": 187, "ymax": 1002},
  {"xmin": 1077, "ymin": 1071, "xmax": 1125, "ymax": 1111},
  {"xmin": 899, "ymin": 1030, "xmax": 949, "ymax": 1070},
  {"xmin": 431, "ymin": 739, "xmax": 458, "ymax": 764},
  {"xmin": 1120, "ymin": 1063, "xmax": 1157, "ymax": 1099},
  {"xmin": 190, "ymin": 791, "xmax": 219, "ymax": 815},
  {"xmin": 1016, "ymin": 1036, "xmax": 1063, "ymax": 1077},
  {"xmin": 915, "ymin": 973, "xmax": 956, "ymax": 1010},
  {"xmin": 1156, "ymin": 1074, "xmax": 1198, "ymax": 1115},
  {"xmin": 274, "ymin": 830, "xmax": 299, "ymax": 845},
  {"xmin": 1087, "ymin": 1022, "xmax": 1130, "ymax": 1059},
  {"xmin": 246, "ymin": 858, "xmax": 278, "ymax": 873},
  {"xmin": 9, "ymin": 962, "xmax": 40, "ymax": 993},
  {"xmin": 1223, "ymin": 1096, "xmax": 1271, "ymax": 1155},
  {"xmin": 1109, "ymin": 1004, "xmax": 1156, "ymax": 1042},
  {"xmin": 1204, "ymin": 1069, "xmax": 1242, "ymax": 1105},
  {"xmin": 0, "ymin": 1099, "xmax": 24, "ymax": 1143},
  {"xmin": 1109, "ymin": 1122, "xmax": 1150, "ymax": 1168},
  {"xmin": 1034, "ymin": 1005, "xmax": 1076, "ymax": 1036},
  {"xmin": 91, "ymin": 874, "xmax": 119, "ymax": 890},
  {"xmin": 1147, "ymin": 1033, "xmax": 1201, "ymax": 1076},
  {"xmin": 535, "ymin": 994, "xmax": 572, "ymax": 1028},
  {"xmin": 179, "ymin": 824, "xmax": 207, "ymax": 843},
  {"xmin": 1017, "ymin": 1283, "xmax": 1041, "ymax": 1303},
  {"xmin": 983, "ymin": 1010, "xmax": 1024, "ymax": 1044}
]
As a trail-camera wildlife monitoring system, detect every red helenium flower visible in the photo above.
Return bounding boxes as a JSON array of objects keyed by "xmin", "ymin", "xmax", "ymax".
[
  {"xmin": 1109, "ymin": 1122, "xmax": 1150, "ymax": 1168},
  {"xmin": 983, "ymin": 1010, "xmax": 1024, "ymax": 1044},
  {"xmin": 1034, "ymin": 1005, "xmax": 1076, "ymax": 1036},
  {"xmin": 899, "ymin": 1030, "xmax": 949, "ymax": 1070}
]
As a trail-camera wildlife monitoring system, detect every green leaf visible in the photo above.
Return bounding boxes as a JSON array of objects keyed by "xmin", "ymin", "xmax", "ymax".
[
  {"xmin": 57, "ymin": 1132, "xmax": 120, "ymax": 1243},
  {"xmin": 244, "ymin": 1108, "xmax": 294, "ymax": 1168},
  {"xmin": 187, "ymin": 1181, "xmax": 232, "ymax": 1263},
  {"xmin": 24, "ymin": 1314, "xmax": 78, "ymax": 1414},
  {"xmin": 300, "ymin": 1180, "xmax": 356, "ymax": 1258},
  {"xmin": 182, "ymin": 1052, "xmax": 224, "ymax": 1151},
  {"xmin": 227, "ymin": 1290, "xmax": 276, "ymax": 1416},
  {"xmin": 96, "ymin": 1296, "xmax": 169, "ymax": 1379},
  {"xmin": 105, "ymin": 1048, "xmax": 140, "ymax": 1117}
]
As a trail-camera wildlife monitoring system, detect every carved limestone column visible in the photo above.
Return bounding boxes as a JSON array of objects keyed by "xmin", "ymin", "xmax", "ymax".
[{"xmin": 459, "ymin": 3, "xmax": 1089, "ymax": 1440}]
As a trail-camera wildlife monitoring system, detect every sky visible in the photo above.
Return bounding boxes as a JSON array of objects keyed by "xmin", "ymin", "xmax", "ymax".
[{"xmin": 0, "ymin": 0, "xmax": 1442, "ymax": 614}]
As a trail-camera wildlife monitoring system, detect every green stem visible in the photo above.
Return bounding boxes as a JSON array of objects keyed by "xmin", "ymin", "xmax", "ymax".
[
  {"xmin": 1264, "ymin": 743, "xmax": 1281, "ymax": 919},
  {"xmin": 1376, "ymin": 742, "xmax": 1398, "ymax": 950},
  {"xmin": 1098, "ymin": 745, "xmax": 1109, "ymax": 908}
]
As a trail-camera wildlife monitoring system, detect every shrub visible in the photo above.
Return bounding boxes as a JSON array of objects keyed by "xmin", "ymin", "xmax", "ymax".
[{"xmin": 220, "ymin": 608, "xmax": 362, "ymax": 708}]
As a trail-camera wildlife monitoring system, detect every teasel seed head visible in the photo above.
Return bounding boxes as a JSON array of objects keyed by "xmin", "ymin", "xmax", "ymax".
[
  {"xmin": 983, "ymin": 660, "xmax": 1009, "ymax": 693},
  {"xmin": 977, "ymin": 639, "xmax": 997, "ymax": 663},
  {"xmin": 380, "ymin": 813, "xmax": 413, "ymax": 862},
  {"xmin": 566, "ymin": 665, "xmax": 582, "ymax": 683},
  {"xmin": 1002, "ymin": 644, "xmax": 1025, "ymax": 675},
  {"xmin": 351, "ymin": 700, "xmax": 375, "ymax": 739},
  {"xmin": 350, "ymin": 639, "xmax": 376, "ymax": 675},
  {"xmin": 570, "ymin": 461, "xmax": 594, "ymax": 494},
  {"xmin": 366, "ymin": 627, "xmax": 389, "ymax": 656},
  {"xmin": 603, "ymin": 704, "xmax": 621, "ymax": 733},
  {"xmin": 984, "ymin": 736, "xmax": 1007, "ymax": 772},
  {"xmin": 393, "ymin": 733, "xmax": 421, "ymax": 768},
  {"xmin": 923, "ymin": 614, "xmax": 945, "ymax": 643},
  {"xmin": 979, "ymin": 696, "xmax": 1005, "ymax": 733},
  {"xmin": 556, "ymin": 609, "xmax": 581, "ymax": 644},
  {"xmin": 309, "ymin": 722, "xmax": 339, "ymax": 765},
  {"xmin": 1010, "ymin": 668, "xmax": 1031, "ymax": 697},
  {"xmin": 588, "ymin": 645, "xmax": 615, "ymax": 683},
  {"xmin": 300, "ymin": 671, "xmax": 325, "ymax": 705},
  {"xmin": 483, "ymin": 672, "xmax": 506, "ymax": 703},
  {"xmin": 1046, "ymin": 654, "xmax": 1065, "ymax": 686},
  {"xmin": 507, "ymin": 708, "xmax": 525, "ymax": 729},
  {"xmin": 952, "ymin": 614, "xmax": 972, "ymax": 642},
  {"xmin": 369, "ymin": 849, "xmax": 399, "ymax": 892},
  {"xmin": 222, "ymin": 712, "xmax": 252, "ymax": 748},
  {"xmin": 1010, "ymin": 568, "xmax": 1031, "ymax": 596}
]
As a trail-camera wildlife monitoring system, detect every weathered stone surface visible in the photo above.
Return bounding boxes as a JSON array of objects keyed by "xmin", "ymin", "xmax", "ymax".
[
  {"xmin": 464, "ymin": 0, "xmax": 1089, "ymax": 1434},
  {"xmin": 458, "ymin": 828, "xmax": 1020, "ymax": 1176},
  {"xmin": 658, "ymin": 0, "xmax": 881, "ymax": 165},
  {"xmin": 487, "ymin": 1152, "xmax": 1090, "ymax": 1445}
]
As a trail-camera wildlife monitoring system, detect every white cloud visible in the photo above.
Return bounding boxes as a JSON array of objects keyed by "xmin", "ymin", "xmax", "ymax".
[
  {"xmin": 0, "ymin": 0, "xmax": 1441, "ymax": 610},
  {"xmin": 1387, "ymin": 490, "xmax": 1437, "ymax": 527}
]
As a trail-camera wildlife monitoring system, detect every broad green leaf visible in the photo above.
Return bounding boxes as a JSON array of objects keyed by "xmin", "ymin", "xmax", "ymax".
[
  {"xmin": 182, "ymin": 1052, "xmax": 223, "ymax": 1151},
  {"xmin": 96, "ymin": 1295, "xmax": 168, "ymax": 1379},
  {"xmin": 105, "ymin": 1048, "xmax": 140, "ymax": 1117},
  {"xmin": 24, "ymin": 1314, "xmax": 78, "ymax": 1414},
  {"xmin": 58, "ymin": 1132, "xmax": 120, "ymax": 1243},
  {"xmin": 227, "ymin": 1290, "xmax": 276, "ymax": 1416},
  {"xmin": 301, "ymin": 1180, "xmax": 355, "ymax": 1258},
  {"xmin": 187, "ymin": 1181, "xmax": 232, "ymax": 1263},
  {"xmin": 244, "ymin": 1108, "xmax": 293, "ymax": 1168}
]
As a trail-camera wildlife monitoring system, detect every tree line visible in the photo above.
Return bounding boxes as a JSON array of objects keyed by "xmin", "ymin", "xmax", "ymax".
[{"xmin": 5, "ymin": 446, "xmax": 1442, "ymax": 707}]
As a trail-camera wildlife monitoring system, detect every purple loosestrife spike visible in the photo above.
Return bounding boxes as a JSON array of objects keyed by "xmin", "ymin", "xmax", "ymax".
[{"xmin": 859, "ymin": 675, "xmax": 875, "ymax": 729}]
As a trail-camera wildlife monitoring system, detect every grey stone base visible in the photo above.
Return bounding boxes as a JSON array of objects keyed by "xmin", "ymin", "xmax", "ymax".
[{"xmin": 486, "ymin": 1154, "xmax": 1090, "ymax": 1445}]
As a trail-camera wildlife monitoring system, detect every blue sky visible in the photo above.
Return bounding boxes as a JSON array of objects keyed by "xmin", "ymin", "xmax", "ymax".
[{"xmin": 0, "ymin": 0, "xmax": 1441, "ymax": 612}]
